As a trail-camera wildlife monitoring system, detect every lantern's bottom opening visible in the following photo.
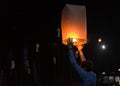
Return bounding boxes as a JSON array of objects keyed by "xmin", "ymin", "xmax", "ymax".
[{"xmin": 62, "ymin": 38, "xmax": 87, "ymax": 46}]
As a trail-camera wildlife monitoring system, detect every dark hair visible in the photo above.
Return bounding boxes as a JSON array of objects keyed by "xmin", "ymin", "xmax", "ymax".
[{"xmin": 81, "ymin": 59, "xmax": 94, "ymax": 72}]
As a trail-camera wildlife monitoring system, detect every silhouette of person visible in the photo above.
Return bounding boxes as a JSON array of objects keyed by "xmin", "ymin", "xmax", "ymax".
[{"xmin": 67, "ymin": 38, "xmax": 96, "ymax": 86}]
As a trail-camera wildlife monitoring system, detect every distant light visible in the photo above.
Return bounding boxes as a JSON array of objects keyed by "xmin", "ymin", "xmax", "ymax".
[
  {"xmin": 118, "ymin": 69, "xmax": 120, "ymax": 71},
  {"xmin": 36, "ymin": 43, "xmax": 39, "ymax": 53},
  {"xmin": 98, "ymin": 38, "xmax": 102, "ymax": 42},
  {"xmin": 102, "ymin": 72, "xmax": 106, "ymax": 75},
  {"xmin": 36, "ymin": 43, "xmax": 39, "ymax": 48},
  {"xmin": 57, "ymin": 28, "xmax": 60, "ymax": 38},
  {"xmin": 101, "ymin": 44, "xmax": 106, "ymax": 50},
  {"xmin": 11, "ymin": 60, "xmax": 15, "ymax": 69},
  {"xmin": 53, "ymin": 57, "xmax": 56, "ymax": 64}
]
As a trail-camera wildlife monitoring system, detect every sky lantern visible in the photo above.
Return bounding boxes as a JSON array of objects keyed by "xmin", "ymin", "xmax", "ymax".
[
  {"xmin": 61, "ymin": 4, "xmax": 87, "ymax": 50},
  {"xmin": 98, "ymin": 38, "xmax": 102, "ymax": 42}
]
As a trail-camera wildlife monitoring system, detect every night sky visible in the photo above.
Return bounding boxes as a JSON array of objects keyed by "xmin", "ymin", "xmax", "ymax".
[
  {"xmin": 84, "ymin": 1, "xmax": 120, "ymax": 74},
  {"xmin": 0, "ymin": 0, "xmax": 120, "ymax": 75}
]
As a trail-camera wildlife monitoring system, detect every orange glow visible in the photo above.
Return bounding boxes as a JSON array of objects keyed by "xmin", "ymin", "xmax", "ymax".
[
  {"xmin": 61, "ymin": 4, "xmax": 87, "ymax": 49},
  {"xmin": 72, "ymin": 38, "xmax": 77, "ymax": 43},
  {"xmin": 98, "ymin": 38, "xmax": 102, "ymax": 42}
]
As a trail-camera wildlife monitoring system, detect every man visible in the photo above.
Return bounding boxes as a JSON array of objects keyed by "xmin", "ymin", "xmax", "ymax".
[{"xmin": 67, "ymin": 38, "xmax": 96, "ymax": 86}]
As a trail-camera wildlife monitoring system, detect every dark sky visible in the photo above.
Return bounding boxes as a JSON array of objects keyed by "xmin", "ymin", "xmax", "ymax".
[
  {"xmin": 0, "ymin": 0, "xmax": 120, "ymax": 74},
  {"xmin": 85, "ymin": 1, "xmax": 120, "ymax": 72}
]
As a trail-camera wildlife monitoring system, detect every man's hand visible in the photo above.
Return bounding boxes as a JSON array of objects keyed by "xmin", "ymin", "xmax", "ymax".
[
  {"xmin": 79, "ymin": 49, "xmax": 86, "ymax": 62},
  {"xmin": 67, "ymin": 38, "xmax": 73, "ymax": 49}
]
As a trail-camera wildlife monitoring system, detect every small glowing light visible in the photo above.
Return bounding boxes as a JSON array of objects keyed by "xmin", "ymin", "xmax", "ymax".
[
  {"xmin": 118, "ymin": 69, "xmax": 120, "ymax": 71},
  {"xmin": 53, "ymin": 57, "xmax": 56, "ymax": 64},
  {"xmin": 36, "ymin": 43, "xmax": 39, "ymax": 53},
  {"xmin": 36, "ymin": 43, "xmax": 39, "ymax": 48},
  {"xmin": 102, "ymin": 72, "xmax": 106, "ymax": 75},
  {"xmin": 98, "ymin": 38, "xmax": 102, "ymax": 42},
  {"xmin": 101, "ymin": 45, "xmax": 106, "ymax": 50},
  {"xmin": 11, "ymin": 60, "xmax": 15, "ymax": 69},
  {"xmin": 72, "ymin": 38, "xmax": 77, "ymax": 43}
]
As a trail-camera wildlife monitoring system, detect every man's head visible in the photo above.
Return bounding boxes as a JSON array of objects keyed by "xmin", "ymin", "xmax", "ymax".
[{"xmin": 81, "ymin": 59, "xmax": 94, "ymax": 72}]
